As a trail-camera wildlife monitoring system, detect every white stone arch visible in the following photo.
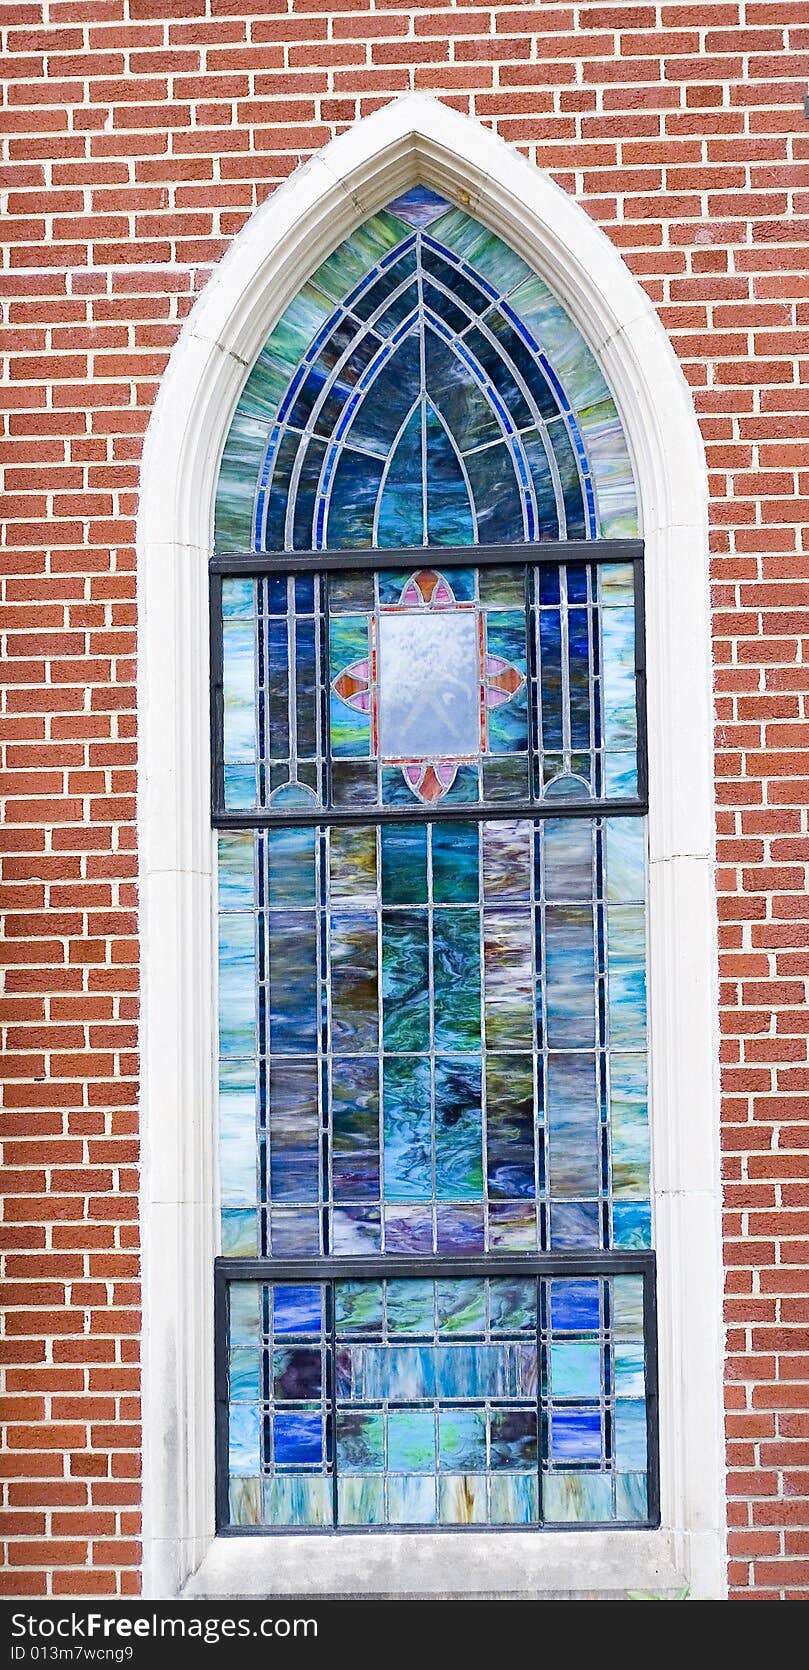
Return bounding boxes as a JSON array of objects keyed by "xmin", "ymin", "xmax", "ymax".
[{"xmin": 137, "ymin": 93, "xmax": 725, "ymax": 1600}]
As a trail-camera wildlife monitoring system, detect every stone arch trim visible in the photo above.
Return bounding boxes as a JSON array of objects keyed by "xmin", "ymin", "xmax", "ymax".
[{"xmin": 137, "ymin": 93, "xmax": 725, "ymax": 1599}]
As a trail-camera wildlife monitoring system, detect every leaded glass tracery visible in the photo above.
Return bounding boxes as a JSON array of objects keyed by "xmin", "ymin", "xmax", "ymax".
[
  {"xmin": 215, "ymin": 186, "xmax": 637, "ymax": 555},
  {"xmin": 212, "ymin": 185, "xmax": 656, "ymax": 1537}
]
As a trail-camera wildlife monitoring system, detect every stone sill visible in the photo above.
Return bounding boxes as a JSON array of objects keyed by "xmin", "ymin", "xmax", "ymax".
[{"xmin": 182, "ymin": 1528, "xmax": 686, "ymax": 1600}]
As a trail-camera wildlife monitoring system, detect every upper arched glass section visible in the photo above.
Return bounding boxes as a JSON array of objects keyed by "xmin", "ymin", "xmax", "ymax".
[{"xmin": 215, "ymin": 186, "xmax": 638, "ymax": 552}]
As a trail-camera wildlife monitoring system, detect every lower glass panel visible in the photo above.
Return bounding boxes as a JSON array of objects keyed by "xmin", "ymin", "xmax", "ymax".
[{"xmin": 221, "ymin": 1265, "xmax": 655, "ymax": 1531}]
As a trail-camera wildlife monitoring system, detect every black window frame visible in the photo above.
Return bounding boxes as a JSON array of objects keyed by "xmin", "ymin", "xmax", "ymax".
[{"xmin": 211, "ymin": 536, "xmax": 658, "ymax": 1534}]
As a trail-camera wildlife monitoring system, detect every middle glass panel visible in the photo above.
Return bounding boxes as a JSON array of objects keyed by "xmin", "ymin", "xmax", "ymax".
[
  {"xmin": 217, "ymin": 814, "xmax": 650, "ymax": 1262},
  {"xmin": 219, "ymin": 559, "xmax": 640, "ymax": 814}
]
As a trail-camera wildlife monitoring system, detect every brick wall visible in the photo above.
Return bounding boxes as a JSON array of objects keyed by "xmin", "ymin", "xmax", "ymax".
[{"xmin": 1, "ymin": 0, "xmax": 806, "ymax": 1601}]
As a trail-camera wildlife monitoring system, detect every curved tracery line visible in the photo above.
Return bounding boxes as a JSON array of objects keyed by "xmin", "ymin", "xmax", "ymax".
[
  {"xmin": 423, "ymin": 314, "xmax": 536, "ymax": 542},
  {"xmin": 308, "ymin": 301, "xmax": 542, "ymax": 548},
  {"xmin": 314, "ymin": 312, "xmax": 422, "ymax": 549},
  {"xmin": 259, "ymin": 305, "xmax": 419, "ymax": 550},
  {"xmin": 279, "ymin": 263, "xmax": 423, "ymax": 548},
  {"xmin": 414, "ymin": 265, "xmax": 568, "ymax": 537},
  {"xmin": 497, "ymin": 294, "xmax": 597, "ymax": 537}
]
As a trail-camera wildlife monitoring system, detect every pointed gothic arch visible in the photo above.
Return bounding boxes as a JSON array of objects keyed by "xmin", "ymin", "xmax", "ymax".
[{"xmin": 138, "ymin": 94, "xmax": 724, "ymax": 1598}]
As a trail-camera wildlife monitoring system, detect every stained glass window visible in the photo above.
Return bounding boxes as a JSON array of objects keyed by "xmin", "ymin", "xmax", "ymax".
[{"xmin": 212, "ymin": 185, "xmax": 657, "ymax": 1536}]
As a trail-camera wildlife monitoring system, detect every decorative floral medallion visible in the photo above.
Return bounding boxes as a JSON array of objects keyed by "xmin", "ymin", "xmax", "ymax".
[{"xmin": 331, "ymin": 568, "xmax": 526, "ymax": 803}]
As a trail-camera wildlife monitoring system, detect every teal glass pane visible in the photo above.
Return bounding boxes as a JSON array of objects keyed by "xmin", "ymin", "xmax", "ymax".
[
  {"xmin": 335, "ymin": 1281, "xmax": 384, "ymax": 1335},
  {"xmin": 383, "ymin": 1055, "xmax": 432, "ymax": 1205},
  {"xmin": 439, "ymin": 1408, "xmax": 487, "ymax": 1472},
  {"xmin": 381, "ymin": 823, "xmax": 427, "ymax": 904},
  {"xmin": 387, "ymin": 1409, "xmax": 436, "ymax": 1473},
  {"xmin": 386, "ymin": 1279, "xmax": 435, "ymax": 1334}
]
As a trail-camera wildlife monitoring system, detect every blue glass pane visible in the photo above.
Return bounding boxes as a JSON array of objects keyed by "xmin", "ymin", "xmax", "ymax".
[
  {"xmin": 347, "ymin": 332, "xmax": 421, "ymax": 455},
  {"xmin": 273, "ymin": 1412, "xmax": 323, "ymax": 1467},
  {"xmin": 376, "ymin": 405, "xmax": 424, "ymax": 548},
  {"xmin": 273, "ymin": 1286, "xmax": 322, "ymax": 1336},
  {"xmin": 425, "ymin": 404, "xmax": 475, "ymax": 545},
  {"xmin": 550, "ymin": 1279, "xmax": 600, "ymax": 1332},
  {"xmin": 327, "ymin": 448, "xmax": 386, "ymax": 548},
  {"xmin": 291, "ymin": 437, "xmax": 326, "ymax": 551},
  {"xmin": 463, "ymin": 442, "xmax": 526, "ymax": 544}
]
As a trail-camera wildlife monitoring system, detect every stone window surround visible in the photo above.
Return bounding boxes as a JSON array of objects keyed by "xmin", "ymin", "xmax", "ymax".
[{"xmin": 137, "ymin": 93, "xmax": 725, "ymax": 1600}]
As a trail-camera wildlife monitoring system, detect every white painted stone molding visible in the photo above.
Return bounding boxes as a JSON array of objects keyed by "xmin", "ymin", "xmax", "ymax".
[{"xmin": 138, "ymin": 92, "xmax": 725, "ymax": 1600}]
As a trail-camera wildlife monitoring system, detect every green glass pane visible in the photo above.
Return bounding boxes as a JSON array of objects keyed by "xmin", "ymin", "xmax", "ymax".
[{"xmin": 335, "ymin": 1282, "xmax": 384, "ymax": 1335}]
